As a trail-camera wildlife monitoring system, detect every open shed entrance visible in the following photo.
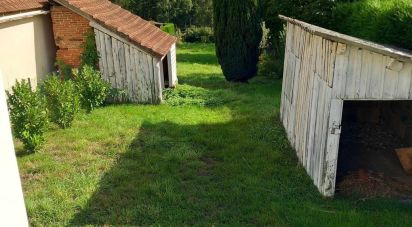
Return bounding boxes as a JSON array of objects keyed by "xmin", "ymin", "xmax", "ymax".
[{"xmin": 336, "ymin": 100, "xmax": 412, "ymax": 197}]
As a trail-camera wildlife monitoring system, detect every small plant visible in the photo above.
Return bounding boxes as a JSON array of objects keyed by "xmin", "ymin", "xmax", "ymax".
[
  {"xmin": 161, "ymin": 23, "xmax": 176, "ymax": 36},
  {"xmin": 6, "ymin": 80, "xmax": 48, "ymax": 152},
  {"xmin": 73, "ymin": 65, "xmax": 110, "ymax": 112},
  {"xmin": 42, "ymin": 75, "xmax": 80, "ymax": 128},
  {"xmin": 80, "ymin": 30, "xmax": 100, "ymax": 68}
]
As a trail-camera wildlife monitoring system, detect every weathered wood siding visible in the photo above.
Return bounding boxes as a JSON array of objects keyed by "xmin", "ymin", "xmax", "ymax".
[
  {"xmin": 94, "ymin": 28, "xmax": 163, "ymax": 104},
  {"xmin": 280, "ymin": 17, "xmax": 412, "ymax": 197},
  {"xmin": 167, "ymin": 43, "xmax": 178, "ymax": 88}
]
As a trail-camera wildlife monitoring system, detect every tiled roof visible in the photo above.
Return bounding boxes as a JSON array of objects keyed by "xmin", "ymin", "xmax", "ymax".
[
  {"xmin": 0, "ymin": 0, "xmax": 48, "ymax": 15},
  {"xmin": 55, "ymin": 0, "xmax": 177, "ymax": 57}
]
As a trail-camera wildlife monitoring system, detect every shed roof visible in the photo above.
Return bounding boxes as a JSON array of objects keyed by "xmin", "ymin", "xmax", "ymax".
[
  {"xmin": 0, "ymin": 0, "xmax": 48, "ymax": 15},
  {"xmin": 54, "ymin": 0, "xmax": 177, "ymax": 58},
  {"xmin": 279, "ymin": 15, "xmax": 412, "ymax": 62}
]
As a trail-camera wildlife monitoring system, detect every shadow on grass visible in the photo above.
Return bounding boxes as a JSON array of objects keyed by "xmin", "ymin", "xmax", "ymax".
[
  {"xmin": 177, "ymin": 53, "xmax": 219, "ymax": 65},
  {"xmin": 70, "ymin": 118, "xmax": 412, "ymax": 225},
  {"xmin": 69, "ymin": 118, "xmax": 299, "ymax": 225}
]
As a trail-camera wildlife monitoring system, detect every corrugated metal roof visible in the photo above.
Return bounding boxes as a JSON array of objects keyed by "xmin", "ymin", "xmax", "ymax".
[
  {"xmin": 0, "ymin": 0, "xmax": 48, "ymax": 15},
  {"xmin": 55, "ymin": 0, "xmax": 177, "ymax": 58}
]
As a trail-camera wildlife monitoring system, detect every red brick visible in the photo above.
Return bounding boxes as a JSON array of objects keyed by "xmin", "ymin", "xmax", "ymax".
[{"xmin": 51, "ymin": 5, "xmax": 92, "ymax": 67}]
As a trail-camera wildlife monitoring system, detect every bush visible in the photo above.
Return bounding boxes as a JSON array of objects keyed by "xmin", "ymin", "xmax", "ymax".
[
  {"xmin": 73, "ymin": 65, "xmax": 111, "ymax": 113},
  {"xmin": 42, "ymin": 75, "xmax": 80, "ymax": 128},
  {"xmin": 6, "ymin": 80, "xmax": 48, "ymax": 152},
  {"xmin": 213, "ymin": 0, "xmax": 262, "ymax": 82},
  {"xmin": 161, "ymin": 23, "xmax": 176, "ymax": 36},
  {"xmin": 332, "ymin": 0, "xmax": 412, "ymax": 50},
  {"xmin": 184, "ymin": 26, "xmax": 214, "ymax": 43}
]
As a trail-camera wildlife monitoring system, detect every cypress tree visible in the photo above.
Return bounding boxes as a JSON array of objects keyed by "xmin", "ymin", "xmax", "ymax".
[{"xmin": 213, "ymin": 0, "xmax": 262, "ymax": 82}]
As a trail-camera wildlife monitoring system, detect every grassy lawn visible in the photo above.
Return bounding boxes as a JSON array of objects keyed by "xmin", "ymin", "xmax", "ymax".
[{"xmin": 17, "ymin": 43, "xmax": 412, "ymax": 226}]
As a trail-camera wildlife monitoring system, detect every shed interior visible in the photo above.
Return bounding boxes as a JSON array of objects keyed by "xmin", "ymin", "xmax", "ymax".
[{"xmin": 336, "ymin": 100, "xmax": 412, "ymax": 197}]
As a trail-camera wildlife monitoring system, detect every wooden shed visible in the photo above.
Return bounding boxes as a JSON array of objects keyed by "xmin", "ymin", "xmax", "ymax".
[
  {"xmin": 280, "ymin": 16, "xmax": 412, "ymax": 197},
  {"xmin": 54, "ymin": 0, "xmax": 178, "ymax": 104}
]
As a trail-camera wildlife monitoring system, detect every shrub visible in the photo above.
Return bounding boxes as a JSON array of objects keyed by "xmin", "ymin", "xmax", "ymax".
[
  {"xmin": 80, "ymin": 30, "xmax": 100, "ymax": 68},
  {"xmin": 42, "ymin": 75, "xmax": 80, "ymax": 128},
  {"xmin": 161, "ymin": 23, "xmax": 176, "ymax": 35},
  {"xmin": 184, "ymin": 26, "xmax": 214, "ymax": 43},
  {"xmin": 6, "ymin": 80, "xmax": 48, "ymax": 152},
  {"xmin": 213, "ymin": 0, "xmax": 262, "ymax": 82},
  {"xmin": 73, "ymin": 65, "xmax": 111, "ymax": 113}
]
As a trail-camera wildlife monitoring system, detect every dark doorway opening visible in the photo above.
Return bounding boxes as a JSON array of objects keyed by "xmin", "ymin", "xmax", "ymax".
[
  {"xmin": 336, "ymin": 101, "xmax": 412, "ymax": 198},
  {"xmin": 162, "ymin": 56, "xmax": 170, "ymax": 88}
]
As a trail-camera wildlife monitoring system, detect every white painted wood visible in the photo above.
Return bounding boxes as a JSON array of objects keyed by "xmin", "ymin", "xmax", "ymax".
[
  {"xmin": 0, "ymin": 73, "xmax": 29, "ymax": 226},
  {"xmin": 322, "ymin": 99, "xmax": 344, "ymax": 196},
  {"xmin": 367, "ymin": 53, "xmax": 385, "ymax": 99},
  {"xmin": 332, "ymin": 43, "xmax": 349, "ymax": 99},
  {"xmin": 383, "ymin": 58, "xmax": 399, "ymax": 99},
  {"xmin": 359, "ymin": 50, "xmax": 373, "ymax": 98},
  {"xmin": 153, "ymin": 57, "xmax": 163, "ymax": 103},
  {"xmin": 168, "ymin": 44, "xmax": 178, "ymax": 88},
  {"xmin": 281, "ymin": 19, "xmax": 412, "ymax": 197},
  {"xmin": 345, "ymin": 47, "xmax": 362, "ymax": 99},
  {"xmin": 396, "ymin": 62, "xmax": 412, "ymax": 99}
]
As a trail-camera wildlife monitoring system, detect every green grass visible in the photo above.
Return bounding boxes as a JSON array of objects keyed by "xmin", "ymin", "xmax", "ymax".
[{"xmin": 17, "ymin": 43, "xmax": 412, "ymax": 226}]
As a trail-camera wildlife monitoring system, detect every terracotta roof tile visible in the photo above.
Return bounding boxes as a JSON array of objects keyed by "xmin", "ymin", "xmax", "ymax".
[
  {"xmin": 0, "ymin": 0, "xmax": 48, "ymax": 15},
  {"xmin": 56, "ymin": 0, "xmax": 177, "ymax": 57}
]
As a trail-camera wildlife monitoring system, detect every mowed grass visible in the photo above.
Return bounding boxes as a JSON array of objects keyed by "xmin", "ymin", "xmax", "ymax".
[{"xmin": 17, "ymin": 43, "xmax": 412, "ymax": 226}]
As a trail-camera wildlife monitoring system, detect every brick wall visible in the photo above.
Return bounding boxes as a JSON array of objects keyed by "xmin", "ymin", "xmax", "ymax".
[{"xmin": 50, "ymin": 5, "xmax": 91, "ymax": 67}]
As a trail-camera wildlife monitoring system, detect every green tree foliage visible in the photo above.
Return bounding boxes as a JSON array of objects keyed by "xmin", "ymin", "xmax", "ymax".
[
  {"xmin": 112, "ymin": 0, "xmax": 213, "ymax": 29},
  {"xmin": 332, "ymin": 0, "xmax": 412, "ymax": 50},
  {"xmin": 7, "ymin": 80, "xmax": 48, "ymax": 152},
  {"xmin": 213, "ymin": 0, "xmax": 262, "ymax": 82},
  {"xmin": 261, "ymin": 0, "xmax": 335, "ymax": 55}
]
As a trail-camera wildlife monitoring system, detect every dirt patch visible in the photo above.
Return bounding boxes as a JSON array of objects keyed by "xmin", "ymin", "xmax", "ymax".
[{"xmin": 337, "ymin": 123, "xmax": 412, "ymax": 198}]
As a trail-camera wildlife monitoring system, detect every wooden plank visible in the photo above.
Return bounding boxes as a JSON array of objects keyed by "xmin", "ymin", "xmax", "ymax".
[
  {"xmin": 146, "ymin": 54, "xmax": 155, "ymax": 103},
  {"xmin": 94, "ymin": 29, "xmax": 103, "ymax": 72},
  {"xmin": 396, "ymin": 62, "xmax": 412, "ymax": 99},
  {"xmin": 321, "ymin": 99, "xmax": 344, "ymax": 197},
  {"xmin": 344, "ymin": 47, "xmax": 362, "ymax": 99},
  {"xmin": 327, "ymin": 42, "xmax": 338, "ymax": 87},
  {"xmin": 104, "ymin": 33, "xmax": 116, "ymax": 86},
  {"xmin": 112, "ymin": 37, "xmax": 121, "ymax": 90},
  {"xmin": 317, "ymin": 84, "xmax": 332, "ymax": 188},
  {"xmin": 118, "ymin": 40, "xmax": 127, "ymax": 100},
  {"xmin": 134, "ymin": 48, "xmax": 145, "ymax": 103},
  {"xmin": 97, "ymin": 30, "xmax": 108, "ymax": 81},
  {"xmin": 359, "ymin": 50, "xmax": 373, "ymax": 98},
  {"xmin": 312, "ymin": 77, "xmax": 326, "ymax": 182},
  {"xmin": 383, "ymin": 58, "xmax": 400, "ymax": 99},
  {"xmin": 153, "ymin": 57, "xmax": 163, "ymax": 103},
  {"xmin": 124, "ymin": 43, "xmax": 134, "ymax": 102},
  {"xmin": 367, "ymin": 52, "xmax": 385, "ymax": 99}
]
